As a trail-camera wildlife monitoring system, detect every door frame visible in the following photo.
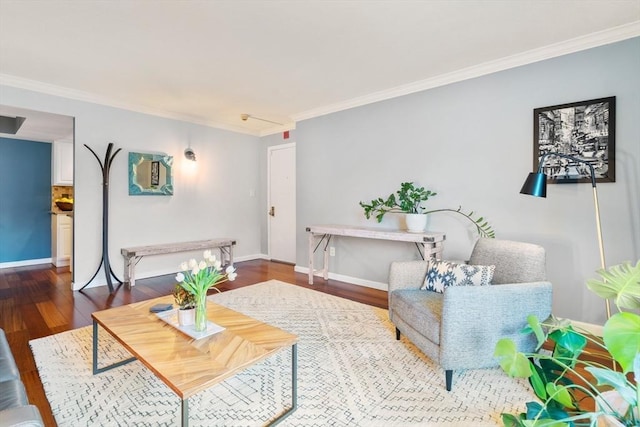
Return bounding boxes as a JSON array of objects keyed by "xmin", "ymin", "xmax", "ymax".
[{"xmin": 267, "ymin": 142, "xmax": 296, "ymax": 262}]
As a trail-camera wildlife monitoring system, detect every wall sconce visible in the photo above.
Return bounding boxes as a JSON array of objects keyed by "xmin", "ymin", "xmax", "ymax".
[{"xmin": 184, "ymin": 147, "xmax": 196, "ymax": 162}]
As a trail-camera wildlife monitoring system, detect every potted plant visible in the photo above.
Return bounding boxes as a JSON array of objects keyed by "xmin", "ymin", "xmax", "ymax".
[
  {"xmin": 494, "ymin": 260, "xmax": 640, "ymax": 427},
  {"xmin": 359, "ymin": 181, "xmax": 495, "ymax": 237},
  {"xmin": 173, "ymin": 284, "xmax": 197, "ymax": 326},
  {"xmin": 359, "ymin": 182, "xmax": 436, "ymax": 232},
  {"xmin": 175, "ymin": 250, "xmax": 238, "ymax": 331}
]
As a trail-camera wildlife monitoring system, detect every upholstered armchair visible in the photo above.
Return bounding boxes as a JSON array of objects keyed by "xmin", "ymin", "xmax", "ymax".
[{"xmin": 388, "ymin": 238, "xmax": 553, "ymax": 391}]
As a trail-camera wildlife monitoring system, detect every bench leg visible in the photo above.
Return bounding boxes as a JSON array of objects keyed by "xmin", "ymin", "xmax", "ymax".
[
  {"xmin": 125, "ymin": 256, "xmax": 139, "ymax": 288},
  {"xmin": 308, "ymin": 233, "xmax": 315, "ymax": 284},
  {"xmin": 123, "ymin": 256, "xmax": 131, "ymax": 288}
]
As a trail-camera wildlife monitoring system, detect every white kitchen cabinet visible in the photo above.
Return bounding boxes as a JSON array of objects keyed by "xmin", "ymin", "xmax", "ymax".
[
  {"xmin": 52, "ymin": 139, "xmax": 73, "ymax": 186},
  {"xmin": 52, "ymin": 215, "xmax": 72, "ymax": 267}
]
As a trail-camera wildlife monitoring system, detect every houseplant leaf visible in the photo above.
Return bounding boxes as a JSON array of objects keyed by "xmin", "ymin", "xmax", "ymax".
[
  {"xmin": 527, "ymin": 314, "xmax": 546, "ymax": 349},
  {"xmin": 549, "ymin": 327, "xmax": 586, "ymax": 362},
  {"xmin": 586, "ymin": 260, "xmax": 640, "ymax": 310},
  {"xmin": 525, "ymin": 402, "xmax": 571, "ymax": 425},
  {"xmin": 495, "ymin": 338, "xmax": 532, "ymax": 377},
  {"xmin": 545, "ymin": 383, "xmax": 576, "ymax": 409},
  {"xmin": 501, "ymin": 413, "xmax": 527, "ymax": 427},
  {"xmin": 603, "ymin": 311, "xmax": 640, "ymax": 373},
  {"xmin": 529, "ymin": 362, "xmax": 548, "ymax": 401},
  {"xmin": 585, "ymin": 366, "xmax": 637, "ymax": 406}
]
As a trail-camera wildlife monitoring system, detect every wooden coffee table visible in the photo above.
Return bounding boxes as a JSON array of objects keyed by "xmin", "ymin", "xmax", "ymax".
[{"xmin": 91, "ymin": 294, "xmax": 298, "ymax": 426}]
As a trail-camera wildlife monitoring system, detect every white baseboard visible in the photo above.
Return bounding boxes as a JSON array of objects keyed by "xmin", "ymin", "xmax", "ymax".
[
  {"xmin": 53, "ymin": 257, "xmax": 70, "ymax": 267},
  {"xmin": 73, "ymin": 253, "xmax": 269, "ymax": 291},
  {"xmin": 565, "ymin": 319, "xmax": 604, "ymax": 336},
  {"xmin": 247, "ymin": 253, "xmax": 270, "ymax": 261},
  {"xmin": 0, "ymin": 258, "xmax": 53, "ymax": 269},
  {"xmin": 294, "ymin": 265, "xmax": 388, "ymax": 291}
]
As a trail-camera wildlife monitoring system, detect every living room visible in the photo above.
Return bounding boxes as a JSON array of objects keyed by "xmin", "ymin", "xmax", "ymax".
[
  {"xmin": 0, "ymin": 1, "xmax": 639, "ymax": 426},
  {"xmin": 1, "ymin": 2, "xmax": 637, "ymax": 325}
]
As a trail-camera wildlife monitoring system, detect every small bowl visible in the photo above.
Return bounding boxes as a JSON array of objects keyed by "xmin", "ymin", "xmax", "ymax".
[{"xmin": 55, "ymin": 201, "xmax": 73, "ymax": 211}]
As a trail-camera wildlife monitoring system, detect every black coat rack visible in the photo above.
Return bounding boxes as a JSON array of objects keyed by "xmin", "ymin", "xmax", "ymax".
[{"xmin": 78, "ymin": 143, "xmax": 122, "ymax": 294}]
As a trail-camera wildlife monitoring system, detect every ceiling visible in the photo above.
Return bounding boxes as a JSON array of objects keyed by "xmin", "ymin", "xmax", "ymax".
[
  {"xmin": 0, "ymin": 105, "xmax": 73, "ymax": 143},
  {"xmin": 0, "ymin": 0, "xmax": 639, "ymax": 137}
]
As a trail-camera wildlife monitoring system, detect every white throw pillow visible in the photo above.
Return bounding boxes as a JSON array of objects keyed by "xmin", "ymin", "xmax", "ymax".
[{"xmin": 421, "ymin": 260, "xmax": 495, "ymax": 293}]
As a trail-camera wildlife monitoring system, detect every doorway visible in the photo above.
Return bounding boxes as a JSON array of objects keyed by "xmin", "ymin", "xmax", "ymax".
[
  {"xmin": 267, "ymin": 143, "xmax": 296, "ymax": 264},
  {"xmin": 0, "ymin": 105, "xmax": 74, "ymax": 280}
]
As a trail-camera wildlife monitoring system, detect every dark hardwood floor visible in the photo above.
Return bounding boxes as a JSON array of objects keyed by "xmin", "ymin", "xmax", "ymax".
[{"xmin": 0, "ymin": 259, "xmax": 387, "ymax": 427}]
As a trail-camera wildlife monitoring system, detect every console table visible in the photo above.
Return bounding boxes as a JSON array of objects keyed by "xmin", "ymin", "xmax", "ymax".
[
  {"xmin": 121, "ymin": 238, "xmax": 235, "ymax": 288},
  {"xmin": 306, "ymin": 225, "xmax": 445, "ymax": 285}
]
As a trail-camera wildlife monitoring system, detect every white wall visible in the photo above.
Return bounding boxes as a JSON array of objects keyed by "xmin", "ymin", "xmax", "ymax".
[
  {"xmin": 294, "ymin": 37, "xmax": 640, "ymax": 325},
  {"xmin": 0, "ymin": 85, "xmax": 263, "ymax": 289}
]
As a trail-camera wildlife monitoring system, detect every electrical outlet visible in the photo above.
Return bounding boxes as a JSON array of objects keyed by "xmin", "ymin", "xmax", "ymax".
[{"xmin": 329, "ymin": 247, "xmax": 335, "ymax": 257}]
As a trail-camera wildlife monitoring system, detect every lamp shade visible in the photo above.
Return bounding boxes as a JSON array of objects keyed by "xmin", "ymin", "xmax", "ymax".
[{"xmin": 520, "ymin": 172, "xmax": 547, "ymax": 197}]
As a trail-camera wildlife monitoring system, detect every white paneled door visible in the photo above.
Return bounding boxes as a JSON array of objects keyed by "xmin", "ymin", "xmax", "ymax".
[{"xmin": 268, "ymin": 143, "xmax": 296, "ymax": 264}]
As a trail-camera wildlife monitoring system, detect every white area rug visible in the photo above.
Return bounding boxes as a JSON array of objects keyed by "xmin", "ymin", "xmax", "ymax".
[{"xmin": 30, "ymin": 280, "xmax": 533, "ymax": 426}]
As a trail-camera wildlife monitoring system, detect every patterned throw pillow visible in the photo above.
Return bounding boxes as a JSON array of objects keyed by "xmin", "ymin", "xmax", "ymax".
[{"xmin": 421, "ymin": 260, "xmax": 495, "ymax": 293}]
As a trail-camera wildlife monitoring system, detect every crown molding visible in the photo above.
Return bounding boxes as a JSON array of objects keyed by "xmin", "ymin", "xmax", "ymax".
[
  {"xmin": 292, "ymin": 21, "xmax": 640, "ymax": 122},
  {"xmin": 259, "ymin": 122, "xmax": 296, "ymax": 137},
  {"xmin": 0, "ymin": 73, "xmax": 261, "ymax": 136}
]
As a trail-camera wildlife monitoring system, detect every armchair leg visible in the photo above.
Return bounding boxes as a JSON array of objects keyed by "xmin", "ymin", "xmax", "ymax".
[
  {"xmin": 395, "ymin": 327, "xmax": 401, "ymax": 340},
  {"xmin": 445, "ymin": 370, "xmax": 453, "ymax": 391}
]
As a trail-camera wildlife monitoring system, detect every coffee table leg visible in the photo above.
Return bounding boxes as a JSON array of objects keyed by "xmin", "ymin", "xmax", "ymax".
[
  {"xmin": 92, "ymin": 320, "xmax": 136, "ymax": 375},
  {"xmin": 182, "ymin": 398, "xmax": 189, "ymax": 427},
  {"xmin": 270, "ymin": 343, "xmax": 297, "ymax": 425},
  {"xmin": 292, "ymin": 343, "xmax": 298, "ymax": 410}
]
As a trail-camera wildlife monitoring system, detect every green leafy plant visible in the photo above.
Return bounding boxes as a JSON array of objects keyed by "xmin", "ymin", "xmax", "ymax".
[
  {"xmin": 173, "ymin": 284, "xmax": 196, "ymax": 310},
  {"xmin": 359, "ymin": 182, "xmax": 495, "ymax": 238},
  {"xmin": 359, "ymin": 182, "xmax": 437, "ymax": 219},
  {"xmin": 495, "ymin": 260, "xmax": 640, "ymax": 427}
]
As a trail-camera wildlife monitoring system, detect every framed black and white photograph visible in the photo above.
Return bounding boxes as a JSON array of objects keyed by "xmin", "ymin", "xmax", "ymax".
[{"xmin": 533, "ymin": 96, "xmax": 615, "ymax": 184}]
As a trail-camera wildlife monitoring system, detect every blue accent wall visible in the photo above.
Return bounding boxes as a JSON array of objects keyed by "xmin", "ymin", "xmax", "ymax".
[{"xmin": 0, "ymin": 137, "xmax": 52, "ymax": 262}]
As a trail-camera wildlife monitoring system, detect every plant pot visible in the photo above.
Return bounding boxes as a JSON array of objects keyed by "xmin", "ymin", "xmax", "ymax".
[
  {"xmin": 178, "ymin": 308, "xmax": 195, "ymax": 326},
  {"xmin": 405, "ymin": 213, "xmax": 427, "ymax": 232}
]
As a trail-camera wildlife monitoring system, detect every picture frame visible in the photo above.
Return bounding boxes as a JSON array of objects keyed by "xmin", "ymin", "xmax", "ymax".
[
  {"xmin": 128, "ymin": 152, "xmax": 174, "ymax": 196},
  {"xmin": 533, "ymin": 96, "xmax": 615, "ymax": 184}
]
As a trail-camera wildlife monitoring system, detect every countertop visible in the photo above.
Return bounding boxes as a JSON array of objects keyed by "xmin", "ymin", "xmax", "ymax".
[{"xmin": 50, "ymin": 211, "xmax": 73, "ymax": 217}]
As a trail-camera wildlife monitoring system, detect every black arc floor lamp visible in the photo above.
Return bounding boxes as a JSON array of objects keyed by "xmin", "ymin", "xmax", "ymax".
[{"xmin": 520, "ymin": 152, "xmax": 611, "ymax": 319}]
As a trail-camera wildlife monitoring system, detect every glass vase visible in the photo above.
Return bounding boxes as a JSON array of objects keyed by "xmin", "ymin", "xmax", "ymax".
[{"xmin": 194, "ymin": 293, "xmax": 208, "ymax": 332}]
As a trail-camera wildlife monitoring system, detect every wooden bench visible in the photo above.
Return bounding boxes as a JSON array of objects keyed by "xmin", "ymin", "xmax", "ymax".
[{"xmin": 121, "ymin": 238, "xmax": 236, "ymax": 288}]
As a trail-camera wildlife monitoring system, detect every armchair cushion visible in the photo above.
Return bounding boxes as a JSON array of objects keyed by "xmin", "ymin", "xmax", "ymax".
[
  {"xmin": 421, "ymin": 260, "xmax": 495, "ymax": 293},
  {"xmin": 469, "ymin": 238, "xmax": 545, "ymax": 284}
]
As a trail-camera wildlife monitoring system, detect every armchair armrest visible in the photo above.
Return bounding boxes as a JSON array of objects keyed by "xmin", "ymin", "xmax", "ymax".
[
  {"xmin": 388, "ymin": 261, "xmax": 429, "ymax": 293},
  {"xmin": 439, "ymin": 281, "xmax": 552, "ymax": 369},
  {"xmin": 0, "ymin": 405, "xmax": 44, "ymax": 427}
]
